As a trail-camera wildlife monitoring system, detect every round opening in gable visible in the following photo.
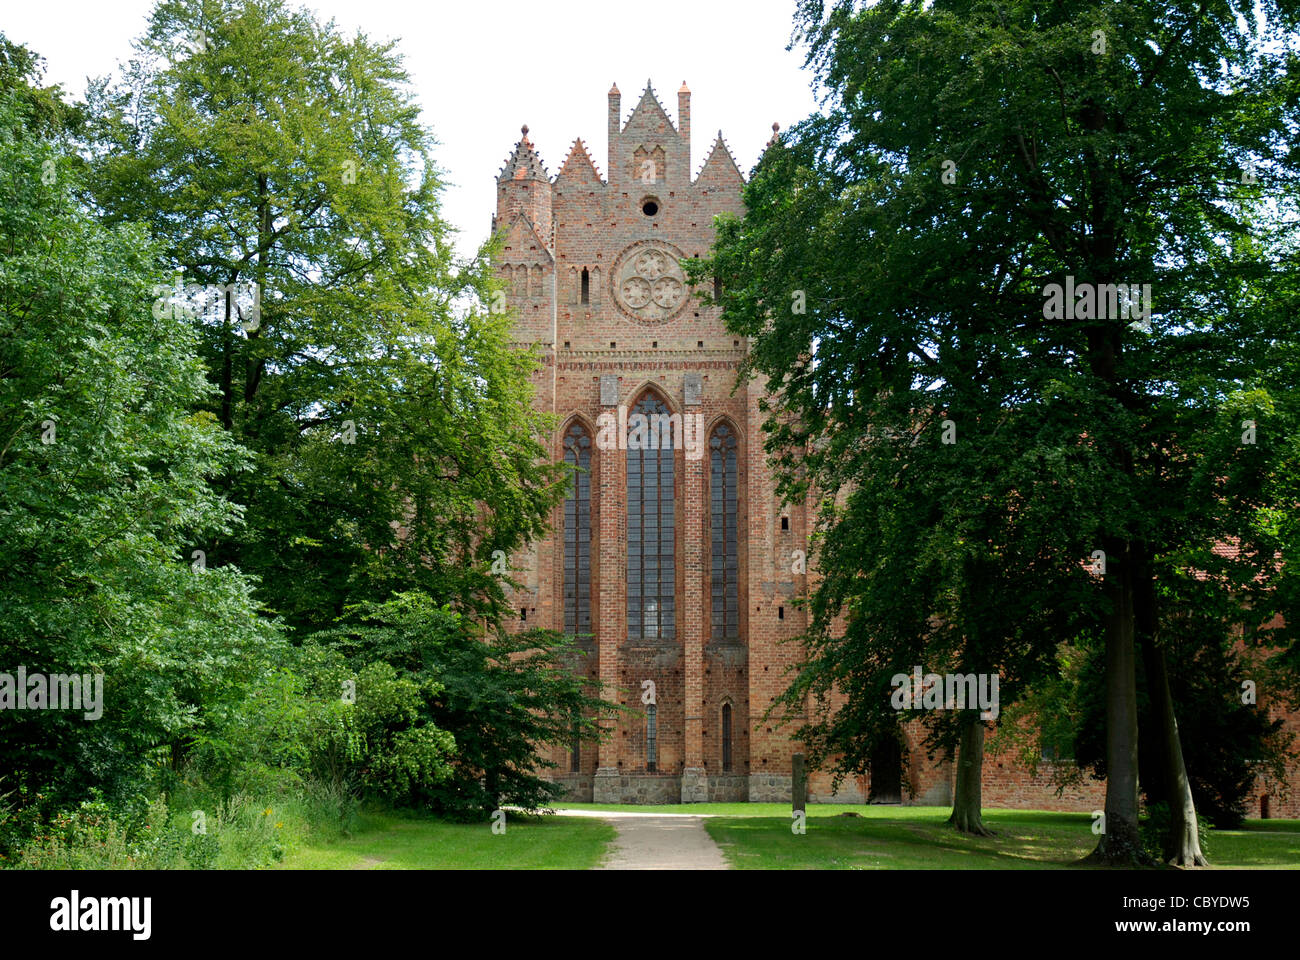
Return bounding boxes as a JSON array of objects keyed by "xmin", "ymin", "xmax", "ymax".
[{"xmin": 641, "ymin": 199, "xmax": 659, "ymax": 217}]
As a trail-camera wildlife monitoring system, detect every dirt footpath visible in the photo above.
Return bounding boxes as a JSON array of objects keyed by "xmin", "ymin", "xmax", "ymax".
[{"xmin": 550, "ymin": 809, "xmax": 731, "ymax": 870}]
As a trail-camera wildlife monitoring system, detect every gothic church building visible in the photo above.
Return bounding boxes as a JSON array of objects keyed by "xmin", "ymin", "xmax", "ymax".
[
  {"xmin": 493, "ymin": 81, "xmax": 816, "ymax": 804},
  {"xmin": 490, "ymin": 81, "xmax": 1298, "ymax": 816}
]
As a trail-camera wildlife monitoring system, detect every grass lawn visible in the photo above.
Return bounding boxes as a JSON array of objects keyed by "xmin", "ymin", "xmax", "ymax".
[
  {"xmin": 277, "ymin": 803, "xmax": 1299, "ymax": 869},
  {"xmin": 279, "ymin": 810, "xmax": 615, "ymax": 870},
  {"xmin": 705, "ymin": 808, "xmax": 1300, "ymax": 869},
  {"xmin": 558, "ymin": 803, "xmax": 1300, "ymax": 869}
]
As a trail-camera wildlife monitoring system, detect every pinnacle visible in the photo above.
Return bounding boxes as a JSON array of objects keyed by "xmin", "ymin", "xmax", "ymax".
[{"xmin": 497, "ymin": 127, "xmax": 550, "ymax": 183}]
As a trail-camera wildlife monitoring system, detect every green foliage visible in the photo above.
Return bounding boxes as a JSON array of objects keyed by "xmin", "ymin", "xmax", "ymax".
[
  {"xmin": 1072, "ymin": 626, "xmax": 1290, "ymax": 828},
  {"xmin": 1, "ymin": 5, "xmax": 609, "ymax": 854},
  {"xmin": 316, "ymin": 592, "xmax": 610, "ymax": 820},
  {"xmin": 0, "ymin": 33, "xmax": 84, "ymax": 136},
  {"xmin": 690, "ymin": 0, "xmax": 1300, "ymax": 834},
  {"xmin": 1140, "ymin": 802, "xmax": 1213, "ymax": 863},
  {"xmin": 7, "ymin": 787, "xmax": 355, "ymax": 869},
  {"xmin": 349, "ymin": 661, "xmax": 456, "ymax": 805},
  {"xmin": 0, "ymin": 79, "xmax": 283, "ymax": 813},
  {"xmin": 85, "ymin": 0, "xmax": 567, "ymax": 636}
]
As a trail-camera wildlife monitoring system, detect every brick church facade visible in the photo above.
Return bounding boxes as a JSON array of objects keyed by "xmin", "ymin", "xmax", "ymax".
[{"xmin": 491, "ymin": 81, "xmax": 1298, "ymax": 816}]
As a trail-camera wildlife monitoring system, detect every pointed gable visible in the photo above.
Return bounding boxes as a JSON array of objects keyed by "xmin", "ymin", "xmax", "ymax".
[
  {"xmin": 498, "ymin": 125, "xmax": 550, "ymax": 183},
  {"xmin": 501, "ymin": 212, "xmax": 553, "ymax": 263},
  {"xmin": 555, "ymin": 138, "xmax": 604, "ymax": 186},
  {"xmin": 622, "ymin": 79, "xmax": 676, "ymax": 138},
  {"xmin": 695, "ymin": 130, "xmax": 744, "ymax": 188}
]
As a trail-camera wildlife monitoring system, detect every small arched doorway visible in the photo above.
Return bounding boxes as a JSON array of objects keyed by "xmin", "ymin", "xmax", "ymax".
[{"xmin": 868, "ymin": 738, "xmax": 902, "ymax": 804}]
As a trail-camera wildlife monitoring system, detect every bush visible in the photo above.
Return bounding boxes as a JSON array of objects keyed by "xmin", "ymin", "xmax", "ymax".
[
  {"xmin": 1139, "ymin": 802, "xmax": 1213, "ymax": 863},
  {"xmin": 5, "ymin": 777, "xmax": 358, "ymax": 870},
  {"xmin": 315, "ymin": 592, "xmax": 608, "ymax": 820}
]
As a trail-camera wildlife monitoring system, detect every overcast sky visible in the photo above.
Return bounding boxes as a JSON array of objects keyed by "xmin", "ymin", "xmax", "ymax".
[{"xmin": 6, "ymin": 0, "xmax": 823, "ymax": 260}]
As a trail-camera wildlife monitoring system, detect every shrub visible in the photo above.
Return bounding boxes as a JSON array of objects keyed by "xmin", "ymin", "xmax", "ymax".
[{"xmin": 1139, "ymin": 802, "xmax": 1213, "ymax": 863}]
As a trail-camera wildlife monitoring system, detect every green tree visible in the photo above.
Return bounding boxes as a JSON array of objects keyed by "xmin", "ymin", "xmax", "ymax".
[
  {"xmin": 1072, "ymin": 578, "xmax": 1295, "ymax": 829},
  {"xmin": 0, "ymin": 65, "xmax": 279, "ymax": 819},
  {"xmin": 696, "ymin": 0, "xmax": 1300, "ymax": 864},
  {"xmin": 85, "ymin": 0, "xmax": 565, "ymax": 634},
  {"xmin": 316, "ymin": 592, "xmax": 610, "ymax": 819},
  {"xmin": 0, "ymin": 34, "xmax": 83, "ymax": 137}
]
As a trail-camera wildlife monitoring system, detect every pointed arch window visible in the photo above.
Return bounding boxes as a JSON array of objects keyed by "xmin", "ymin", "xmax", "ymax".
[
  {"xmin": 710, "ymin": 423, "xmax": 739, "ymax": 640},
  {"xmin": 628, "ymin": 392, "xmax": 675, "ymax": 642},
  {"xmin": 580, "ymin": 267, "xmax": 590, "ymax": 305},
  {"xmin": 563, "ymin": 422, "xmax": 592, "ymax": 637}
]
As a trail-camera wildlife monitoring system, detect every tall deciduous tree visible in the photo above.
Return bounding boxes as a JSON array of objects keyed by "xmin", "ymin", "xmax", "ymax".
[
  {"xmin": 696, "ymin": 0, "xmax": 1299, "ymax": 864},
  {"xmin": 0, "ymin": 50, "xmax": 279, "ymax": 812},
  {"xmin": 85, "ymin": 0, "xmax": 566, "ymax": 634}
]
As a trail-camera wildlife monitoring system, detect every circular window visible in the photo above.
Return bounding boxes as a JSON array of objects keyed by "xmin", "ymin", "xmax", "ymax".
[{"xmin": 641, "ymin": 198, "xmax": 659, "ymax": 217}]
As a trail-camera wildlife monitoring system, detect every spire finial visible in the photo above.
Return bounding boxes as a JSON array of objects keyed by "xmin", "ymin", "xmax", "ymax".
[{"xmin": 521, "ymin": 124, "xmax": 529, "ymax": 137}]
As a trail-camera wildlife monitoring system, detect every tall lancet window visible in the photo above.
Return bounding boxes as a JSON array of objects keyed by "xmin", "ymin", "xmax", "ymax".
[
  {"xmin": 710, "ymin": 423, "xmax": 740, "ymax": 640},
  {"xmin": 627, "ymin": 392, "xmax": 675, "ymax": 641},
  {"xmin": 563, "ymin": 422, "xmax": 592, "ymax": 637}
]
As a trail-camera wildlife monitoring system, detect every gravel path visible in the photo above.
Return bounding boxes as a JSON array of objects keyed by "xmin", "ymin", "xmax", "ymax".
[{"xmin": 549, "ymin": 808, "xmax": 731, "ymax": 870}]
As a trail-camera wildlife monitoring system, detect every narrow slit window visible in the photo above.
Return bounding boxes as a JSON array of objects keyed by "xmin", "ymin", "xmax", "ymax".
[
  {"xmin": 646, "ymin": 704, "xmax": 657, "ymax": 772},
  {"xmin": 721, "ymin": 703, "xmax": 733, "ymax": 772},
  {"xmin": 580, "ymin": 267, "xmax": 590, "ymax": 305}
]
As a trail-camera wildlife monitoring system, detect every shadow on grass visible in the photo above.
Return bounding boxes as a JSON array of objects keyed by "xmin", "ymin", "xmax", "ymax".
[{"xmin": 705, "ymin": 812, "xmax": 1300, "ymax": 870}]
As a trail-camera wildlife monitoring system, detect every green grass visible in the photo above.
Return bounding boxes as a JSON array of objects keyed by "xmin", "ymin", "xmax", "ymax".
[
  {"xmin": 279, "ymin": 809, "xmax": 615, "ymax": 870},
  {"xmin": 695, "ymin": 808, "xmax": 1300, "ymax": 869},
  {"xmin": 276, "ymin": 802, "xmax": 1300, "ymax": 870}
]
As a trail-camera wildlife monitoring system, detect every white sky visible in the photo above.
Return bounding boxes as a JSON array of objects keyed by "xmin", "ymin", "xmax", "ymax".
[{"xmin": 5, "ymin": 0, "xmax": 822, "ymax": 260}]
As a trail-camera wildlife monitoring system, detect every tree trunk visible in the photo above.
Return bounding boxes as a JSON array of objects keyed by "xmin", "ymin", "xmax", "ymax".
[
  {"xmin": 1086, "ymin": 546, "xmax": 1151, "ymax": 865},
  {"xmin": 1145, "ymin": 640, "xmax": 1207, "ymax": 865},
  {"xmin": 220, "ymin": 286, "xmax": 233, "ymax": 431},
  {"xmin": 947, "ymin": 712, "xmax": 992, "ymax": 836},
  {"xmin": 1138, "ymin": 626, "xmax": 1208, "ymax": 865}
]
